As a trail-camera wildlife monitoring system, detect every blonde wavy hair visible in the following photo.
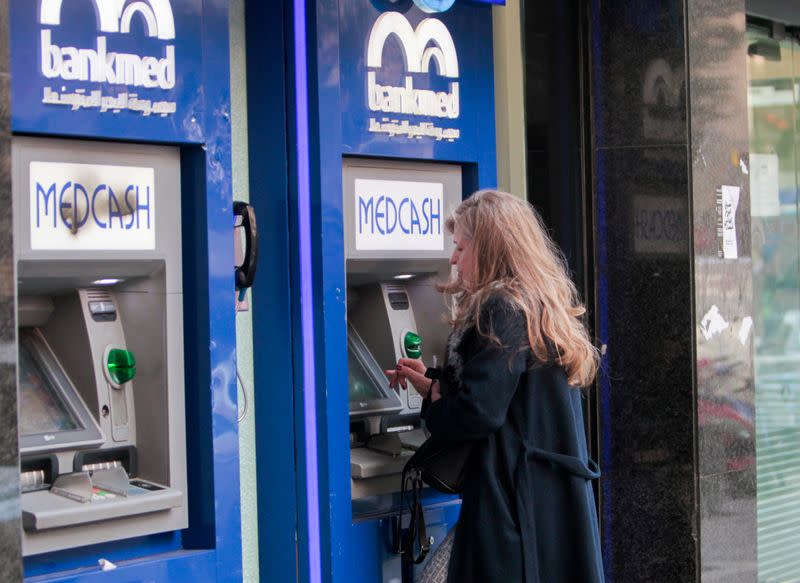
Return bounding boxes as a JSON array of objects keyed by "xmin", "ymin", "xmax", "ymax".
[{"xmin": 440, "ymin": 189, "xmax": 598, "ymax": 387}]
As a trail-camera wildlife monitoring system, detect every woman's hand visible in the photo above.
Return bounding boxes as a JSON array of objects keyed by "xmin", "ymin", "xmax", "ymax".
[{"xmin": 385, "ymin": 358, "xmax": 430, "ymax": 398}]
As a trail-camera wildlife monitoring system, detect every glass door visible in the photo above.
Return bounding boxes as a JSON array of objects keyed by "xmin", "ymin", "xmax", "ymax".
[{"xmin": 747, "ymin": 22, "xmax": 800, "ymax": 582}]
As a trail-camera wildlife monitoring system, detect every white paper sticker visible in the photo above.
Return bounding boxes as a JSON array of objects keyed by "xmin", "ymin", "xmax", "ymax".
[
  {"xmin": 30, "ymin": 161, "xmax": 156, "ymax": 250},
  {"xmin": 739, "ymin": 316, "xmax": 753, "ymax": 346},
  {"xmin": 750, "ymin": 153, "xmax": 779, "ymax": 217},
  {"xmin": 721, "ymin": 185, "xmax": 740, "ymax": 259},
  {"xmin": 700, "ymin": 305, "xmax": 729, "ymax": 341},
  {"xmin": 354, "ymin": 178, "xmax": 443, "ymax": 251}
]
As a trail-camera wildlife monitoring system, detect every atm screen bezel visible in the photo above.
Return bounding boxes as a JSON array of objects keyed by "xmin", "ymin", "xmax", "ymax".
[
  {"xmin": 18, "ymin": 328, "xmax": 104, "ymax": 453},
  {"xmin": 347, "ymin": 324, "xmax": 403, "ymax": 419}
]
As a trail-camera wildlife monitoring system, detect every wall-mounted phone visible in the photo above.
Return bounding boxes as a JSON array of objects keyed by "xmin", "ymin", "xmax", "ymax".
[{"xmin": 234, "ymin": 201, "xmax": 259, "ymax": 305}]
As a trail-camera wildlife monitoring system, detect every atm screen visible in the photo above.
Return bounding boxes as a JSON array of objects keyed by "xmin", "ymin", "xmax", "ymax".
[
  {"xmin": 18, "ymin": 341, "xmax": 82, "ymax": 435},
  {"xmin": 17, "ymin": 329, "xmax": 103, "ymax": 453},
  {"xmin": 348, "ymin": 348, "xmax": 387, "ymax": 403},
  {"xmin": 347, "ymin": 325, "xmax": 402, "ymax": 417}
]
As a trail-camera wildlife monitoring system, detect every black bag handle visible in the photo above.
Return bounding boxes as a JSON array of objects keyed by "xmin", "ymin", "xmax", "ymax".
[{"xmin": 397, "ymin": 468, "xmax": 431, "ymax": 564}]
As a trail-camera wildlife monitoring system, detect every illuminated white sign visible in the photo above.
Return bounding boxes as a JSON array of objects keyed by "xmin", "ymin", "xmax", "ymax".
[
  {"xmin": 38, "ymin": 0, "xmax": 176, "ymax": 90},
  {"xmin": 355, "ymin": 178, "xmax": 443, "ymax": 251},
  {"xmin": 30, "ymin": 161, "xmax": 156, "ymax": 250},
  {"xmin": 366, "ymin": 12, "xmax": 459, "ymax": 120},
  {"xmin": 40, "ymin": 0, "xmax": 176, "ymax": 39}
]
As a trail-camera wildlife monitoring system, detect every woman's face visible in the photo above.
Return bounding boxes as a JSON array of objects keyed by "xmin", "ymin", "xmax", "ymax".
[{"xmin": 451, "ymin": 226, "xmax": 476, "ymax": 286}]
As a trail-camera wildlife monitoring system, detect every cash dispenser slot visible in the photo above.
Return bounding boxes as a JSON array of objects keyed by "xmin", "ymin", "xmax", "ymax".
[
  {"xmin": 21, "ymin": 455, "xmax": 59, "ymax": 493},
  {"xmin": 73, "ymin": 445, "xmax": 137, "ymax": 474}
]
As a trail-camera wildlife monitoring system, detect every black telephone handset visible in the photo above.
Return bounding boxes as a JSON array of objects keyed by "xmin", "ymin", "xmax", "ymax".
[{"xmin": 234, "ymin": 201, "xmax": 258, "ymax": 293}]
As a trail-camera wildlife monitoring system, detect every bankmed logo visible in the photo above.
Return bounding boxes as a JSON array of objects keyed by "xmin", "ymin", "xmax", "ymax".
[
  {"xmin": 366, "ymin": 12, "xmax": 459, "ymax": 119},
  {"xmin": 39, "ymin": 0, "xmax": 176, "ymax": 90}
]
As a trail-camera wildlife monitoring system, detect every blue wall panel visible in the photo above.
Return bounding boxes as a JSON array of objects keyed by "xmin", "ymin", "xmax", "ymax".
[
  {"xmin": 13, "ymin": 0, "xmax": 243, "ymax": 580},
  {"xmin": 243, "ymin": 1, "xmax": 301, "ymax": 582},
  {"xmin": 295, "ymin": 1, "xmax": 498, "ymax": 582},
  {"xmin": 11, "ymin": 1, "xmax": 204, "ymax": 142}
]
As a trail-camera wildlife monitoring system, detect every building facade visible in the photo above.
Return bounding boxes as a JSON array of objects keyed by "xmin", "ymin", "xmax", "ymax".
[{"xmin": 1, "ymin": 0, "xmax": 798, "ymax": 582}]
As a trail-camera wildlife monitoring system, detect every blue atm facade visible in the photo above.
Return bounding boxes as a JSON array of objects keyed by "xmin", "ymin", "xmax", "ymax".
[
  {"xmin": 10, "ymin": 0, "xmax": 243, "ymax": 580},
  {"xmin": 248, "ymin": 1, "xmax": 499, "ymax": 582},
  {"xmin": 6, "ymin": 0, "xmax": 499, "ymax": 581}
]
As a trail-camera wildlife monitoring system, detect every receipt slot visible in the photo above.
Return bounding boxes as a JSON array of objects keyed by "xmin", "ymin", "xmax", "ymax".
[
  {"xmin": 343, "ymin": 158, "xmax": 460, "ymax": 504},
  {"xmin": 12, "ymin": 137, "xmax": 187, "ymax": 555}
]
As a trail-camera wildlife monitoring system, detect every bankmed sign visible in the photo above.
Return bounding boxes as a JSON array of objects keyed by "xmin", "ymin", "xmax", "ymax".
[
  {"xmin": 355, "ymin": 179, "xmax": 443, "ymax": 251},
  {"xmin": 365, "ymin": 11, "xmax": 460, "ymax": 142},
  {"xmin": 339, "ymin": 1, "xmax": 495, "ymax": 160},
  {"xmin": 30, "ymin": 161, "xmax": 156, "ymax": 250},
  {"xmin": 367, "ymin": 13, "xmax": 459, "ymax": 121},
  {"xmin": 40, "ymin": 0, "xmax": 176, "ymax": 90},
  {"xmin": 11, "ymin": 0, "xmax": 204, "ymax": 141}
]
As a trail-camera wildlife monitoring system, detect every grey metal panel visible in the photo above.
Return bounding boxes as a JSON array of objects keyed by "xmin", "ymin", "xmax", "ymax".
[
  {"xmin": 13, "ymin": 136, "xmax": 188, "ymax": 555},
  {"xmin": 22, "ymin": 484, "xmax": 182, "ymax": 531},
  {"xmin": 348, "ymin": 283, "xmax": 397, "ymax": 373},
  {"xmin": 41, "ymin": 292, "xmax": 99, "ymax": 426},
  {"xmin": 349, "ymin": 447, "xmax": 412, "ymax": 480},
  {"xmin": 22, "ymin": 500, "xmax": 186, "ymax": 556},
  {"xmin": 12, "ymin": 136, "xmax": 183, "ymax": 294}
]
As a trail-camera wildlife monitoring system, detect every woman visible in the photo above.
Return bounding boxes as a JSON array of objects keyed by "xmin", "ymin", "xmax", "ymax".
[{"xmin": 388, "ymin": 190, "xmax": 604, "ymax": 583}]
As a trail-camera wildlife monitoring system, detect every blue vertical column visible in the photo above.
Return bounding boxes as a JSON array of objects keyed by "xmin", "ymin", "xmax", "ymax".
[
  {"xmin": 197, "ymin": 0, "xmax": 243, "ymax": 580},
  {"xmin": 290, "ymin": 2, "xmax": 498, "ymax": 582},
  {"xmin": 243, "ymin": 2, "xmax": 300, "ymax": 583}
]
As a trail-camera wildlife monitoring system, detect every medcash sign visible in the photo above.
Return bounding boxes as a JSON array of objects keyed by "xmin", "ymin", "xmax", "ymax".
[
  {"xmin": 11, "ymin": 0, "xmax": 203, "ymax": 141},
  {"xmin": 365, "ymin": 11, "xmax": 461, "ymax": 142},
  {"xmin": 30, "ymin": 161, "xmax": 156, "ymax": 251},
  {"xmin": 355, "ymin": 178, "xmax": 444, "ymax": 251}
]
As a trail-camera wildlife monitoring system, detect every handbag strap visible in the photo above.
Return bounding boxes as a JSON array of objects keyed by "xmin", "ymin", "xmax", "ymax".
[{"xmin": 397, "ymin": 468, "xmax": 431, "ymax": 564}]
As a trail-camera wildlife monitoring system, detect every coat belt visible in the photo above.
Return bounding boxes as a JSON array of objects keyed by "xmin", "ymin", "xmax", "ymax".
[{"xmin": 514, "ymin": 441, "xmax": 600, "ymax": 583}]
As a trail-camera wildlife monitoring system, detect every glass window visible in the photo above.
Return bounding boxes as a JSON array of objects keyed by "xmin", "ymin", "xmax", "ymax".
[{"xmin": 748, "ymin": 23, "xmax": 800, "ymax": 581}]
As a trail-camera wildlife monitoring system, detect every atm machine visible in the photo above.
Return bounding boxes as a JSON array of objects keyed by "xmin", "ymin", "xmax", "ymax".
[
  {"xmin": 12, "ymin": 137, "xmax": 187, "ymax": 555},
  {"xmin": 343, "ymin": 158, "xmax": 460, "ymax": 508}
]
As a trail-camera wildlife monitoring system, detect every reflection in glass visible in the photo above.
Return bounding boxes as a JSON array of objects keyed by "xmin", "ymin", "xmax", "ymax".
[
  {"xmin": 748, "ymin": 23, "xmax": 800, "ymax": 581},
  {"xmin": 348, "ymin": 344, "xmax": 387, "ymax": 403}
]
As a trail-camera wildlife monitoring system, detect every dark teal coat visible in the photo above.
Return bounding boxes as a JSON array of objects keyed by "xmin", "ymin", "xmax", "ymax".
[{"xmin": 423, "ymin": 295, "xmax": 604, "ymax": 583}]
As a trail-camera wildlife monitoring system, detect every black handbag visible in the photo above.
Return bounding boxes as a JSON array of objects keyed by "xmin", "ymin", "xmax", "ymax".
[
  {"xmin": 396, "ymin": 367, "xmax": 476, "ymax": 563},
  {"xmin": 396, "ymin": 438, "xmax": 475, "ymax": 564},
  {"xmin": 404, "ymin": 437, "xmax": 475, "ymax": 495}
]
